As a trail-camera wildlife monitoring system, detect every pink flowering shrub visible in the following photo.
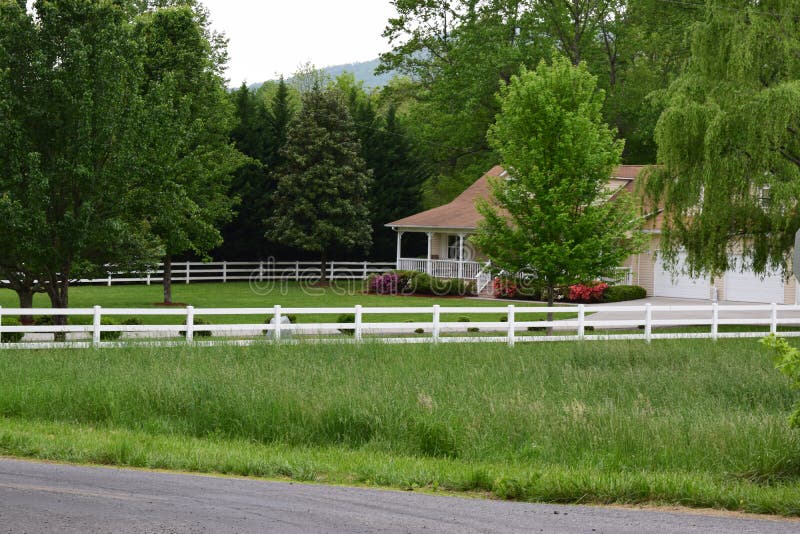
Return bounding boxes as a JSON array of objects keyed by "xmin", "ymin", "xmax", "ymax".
[{"xmin": 568, "ymin": 282, "xmax": 608, "ymax": 303}]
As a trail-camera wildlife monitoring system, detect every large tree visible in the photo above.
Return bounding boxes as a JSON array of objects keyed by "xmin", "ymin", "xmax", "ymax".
[
  {"xmin": 642, "ymin": 0, "xmax": 800, "ymax": 277},
  {"xmin": 135, "ymin": 2, "xmax": 244, "ymax": 304},
  {"xmin": 0, "ymin": 0, "xmax": 160, "ymax": 325},
  {"xmin": 266, "ymin": 86, "xmax": 372, "ymax": 279},
  {"xmin": 473, "ymin": 57, "xmax": 644, "ymax": 311}
]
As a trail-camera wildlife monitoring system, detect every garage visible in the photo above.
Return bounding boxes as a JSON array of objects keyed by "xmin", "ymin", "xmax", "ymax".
[
  {"xmin": 653, "ymin": 254, "xmax": 711, "ymax": 299},
  {"xmin": 724, "ymin": 262, "xmax": 785, "ymax": 303}
]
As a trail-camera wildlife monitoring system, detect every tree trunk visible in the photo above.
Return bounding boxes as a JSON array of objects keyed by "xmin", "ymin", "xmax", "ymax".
[
  {"xmin": 320, "ymin": 251, "xmax": 328, "ymax": 282},
  {"xmin": 46, "ymin": 275, "xmax": 69, "ymax": 342},
  {"xmin": 162, "ymin": 255, "xmax": 172, "ymax": 304},
  {"xmin": 17, "ymin": 288, "xmax": 34, "ymax": 326},
  {"xmin": 546, "ymin": 282, "xmax": 555, "ymax": 336}
]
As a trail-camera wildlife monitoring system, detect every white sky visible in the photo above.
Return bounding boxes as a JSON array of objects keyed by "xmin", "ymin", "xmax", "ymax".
[{"xmin": 200, "ymin": 1, "xmax": 396, "ymax": 86}]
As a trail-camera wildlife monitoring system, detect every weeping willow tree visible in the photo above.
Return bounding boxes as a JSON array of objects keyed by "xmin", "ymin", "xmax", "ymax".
[{"xmin": 643, "ymin": 0, "xmax": 800, "ymax": 276}]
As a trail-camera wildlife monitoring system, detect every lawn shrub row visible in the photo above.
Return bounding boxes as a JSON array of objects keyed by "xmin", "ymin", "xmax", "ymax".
[{"xmin": 368, "ymin": 271, "xmax": 475, "ymax": 297}]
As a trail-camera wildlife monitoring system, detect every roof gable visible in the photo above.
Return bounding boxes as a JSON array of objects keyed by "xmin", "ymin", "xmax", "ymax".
[{"xmin": 387, "ymin": 165, "xmax": 646, "ymax": 231}]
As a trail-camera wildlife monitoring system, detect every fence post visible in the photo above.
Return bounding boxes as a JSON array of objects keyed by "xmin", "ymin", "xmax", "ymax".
[
  {"xmin": 330, "ymin": 260, "xmax": 336, "ymax": 279},
  {"xmin": 223, "ymin": 261, "xmax": 227, "ymax": 283},
  {"xmin": 185, "ymin": 306, "xmax": 194, "ymax": 343},
  {"xmin": 362, "ymin": 261, "xmax": 368, "ymax": 280},
  {"xmin": 107, "ymin": 273, "xmax": 112, "ymax": 287},
  {"xmin": 146, "ymin": 272, "xmax": 151, "ymax": 286},
  {"xmin": 355, "ymin": 305, "xmax": 363, "ymax": 342},
  {"xmin": 273, "ymin": 304, "xmax": 282, "ymax": 342},
  {"xmin": 92, "ymin": 305, "xmax": 102, "ymax": 345},
  {"xmin": 711, "ymin": 302, "xmax": 719, "ymax": 340},
  {"xmin": 259, "ymin": 261, "xmax": 264, "ymax": 282},
  {"xmin": 432, "ymin": 305, "xmax": 440, "ymax": 343},
  {"xmin": 578, "ymin": 304, "xmax": 585, "ymax": 339},
  {"xmin": 507, "ymin": 304, "xmax": 515, "ymax": 347},
  {"xmin": 771, "ymin": 302, "xmax": 778, "ymax": 335},
  {"xmin": 185, "ymin": 262, "xmax": 190, "ymax": 284},
  {"xmin": 644, "ymin": 303, "xmax": 652, "ymax": 343},
  {"xmin": 295, "ymin": 261, "xmax": 300, "ymax": 282},
  {"xmin": 0, "ymin": 305, "xmax": 3, "ymax": 344}
]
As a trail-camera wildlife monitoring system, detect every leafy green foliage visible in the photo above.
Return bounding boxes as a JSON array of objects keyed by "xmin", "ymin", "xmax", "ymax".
[
  {"xmin": 379, "ymin": 1, "xmax": 696, "ymax": 202},
  {"xmin": 643, "ymin": 0, "xmax": 800, "ymax": 277},
  {"xmin": 473, "ymin": 58, "xmax": 644, "ymax": 305},
  {"xmin": 134, "ymin": 4, "xmax": 245, "ymax": 302},
  {"xmin": 0, "ymin": 317, "xmax": 23, "ymax": 343},
  {"xmin": 0, "ymin": 0, "xmax": 163, "ymax": 313},
  {"xmin": 761, "ymin": 335, "xmax": 800, "ymax": 428}
]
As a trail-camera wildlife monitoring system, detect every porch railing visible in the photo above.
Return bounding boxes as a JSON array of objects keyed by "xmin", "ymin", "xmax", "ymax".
[{"xmin": 398, "ymin": 258, "xmax": 484, "ymax": 280}]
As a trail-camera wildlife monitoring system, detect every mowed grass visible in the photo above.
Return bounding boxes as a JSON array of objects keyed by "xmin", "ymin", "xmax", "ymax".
[
  {"xmin": 0, "ymin": 282, "xmax": 565, "ymax": 325},
  {"xmin": 1, "ymin": 339, "xmax": 800, "ymax": 514}
]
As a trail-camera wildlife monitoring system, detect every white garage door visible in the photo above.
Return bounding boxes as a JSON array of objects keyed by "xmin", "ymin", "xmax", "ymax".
[
  {"xmin": 724, "ymin": 262, "xmax": 785, "ymax": 303},
  {"xmin": 654, "ymin": 254, "xmax": 711, "ymax": 299}
]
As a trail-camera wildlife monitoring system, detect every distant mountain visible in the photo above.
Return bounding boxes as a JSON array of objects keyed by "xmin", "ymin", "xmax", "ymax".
[{"xmin": 248, "ymin": 58, "xmax": 396, "ymax": 91}]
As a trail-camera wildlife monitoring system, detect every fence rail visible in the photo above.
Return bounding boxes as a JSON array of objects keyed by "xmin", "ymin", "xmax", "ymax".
[
  {"xmin": 1, "ymin": 261, "xmax": 398, "ymax": 287},
  {"xmin": 0, "ymin": 303, "xmax": 797, "ymax": 349}
]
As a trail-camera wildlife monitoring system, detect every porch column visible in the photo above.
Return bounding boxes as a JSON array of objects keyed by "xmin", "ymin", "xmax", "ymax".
[
  {"xmin": 426, "ymin": 232, "xmax": 433, "ymax": 275},
  {"xmin": 395, "ymin": 231, "xmax": 404, "ymax": 269},
  {"xmin": 458, "ymin": 233, "xmax": 465, "ymax": 279}
]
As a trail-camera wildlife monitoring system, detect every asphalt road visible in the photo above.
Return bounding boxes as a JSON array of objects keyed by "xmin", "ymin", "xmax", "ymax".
[{"xmin": 0, "ymin": 458, "xmax": 797, "ymax": 534}]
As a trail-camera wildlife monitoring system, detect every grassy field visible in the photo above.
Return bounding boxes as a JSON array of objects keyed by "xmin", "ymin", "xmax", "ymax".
[
  {"xmin": 0, "ymin": 282, "xmax": 566, "ymax": 325},
  {"xmin": 1, "ymin": 339, "xmax": 799, "ymax": 514}
]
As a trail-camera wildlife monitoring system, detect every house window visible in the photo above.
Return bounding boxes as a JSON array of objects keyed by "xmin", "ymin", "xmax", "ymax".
[
  {"xmin": 759, "ymin": 185, "xmax": 771, "ymax": 209},
  {"xmin": 447, "ymin": 235, "xmax": 460, "ymax": 260}
]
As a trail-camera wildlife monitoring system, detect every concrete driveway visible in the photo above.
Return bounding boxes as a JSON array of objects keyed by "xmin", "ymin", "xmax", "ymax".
[{"xmin": 577, "ymin": 297, "xmax": 800, "ymax": 326}]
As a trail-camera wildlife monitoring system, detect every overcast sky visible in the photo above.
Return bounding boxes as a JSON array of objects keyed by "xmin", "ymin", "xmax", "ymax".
[{"xmin": 200, "ymin": 1, "xmax": 396, "ymax": 86}]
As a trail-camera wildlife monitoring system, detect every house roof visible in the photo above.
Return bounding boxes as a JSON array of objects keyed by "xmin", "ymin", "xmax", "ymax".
[{"xmin": 386, "ymin": 165, "xmax": 647, "ymax": 231}]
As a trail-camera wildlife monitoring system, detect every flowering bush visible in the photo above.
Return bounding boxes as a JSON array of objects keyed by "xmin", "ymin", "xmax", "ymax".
[
  {"xmin": 493, "ymin": 277, "xmax": 518, "ymax": 299},
  {"xmin": 568, "ymin": 282, "xmax": 608, "ymax": 303},
  {"xmin": 369, "ymin": 272, "xmax": 401, "ymax": 295}
]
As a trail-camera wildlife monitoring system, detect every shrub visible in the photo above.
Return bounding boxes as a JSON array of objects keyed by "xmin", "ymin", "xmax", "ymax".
[
  {"xmin": 414, "ymin": 328, "xmax": 425, "ymax": 334},
  {"xmin": 603, "ymin": 284, "xmax": 647, "ymax": 302},
  {"xmin": 372, "ymin": 272, "xmax": 401, "ymax": 295},
  {"xmin": 33, "ymin": 315, "xmax": 54, "ymax": 326},
  {"xmin": 1, "ymin": 317, "xmax": 24, "ymax": 343},
  {"xmin": 179, "ymin": 317, "xmax": 213, "ymax": 338},
  {"xmin": 567, "ymin": 282, "xmax": 609, "ymax": 303},
  {"xmin": 762, "ymin": 335, "xmax": 800, "ymax": 428},
  {"xmin": 122, "ymin": 317, "xmax": 143, "ymax": 326},
  {"xmin": 337, "ymin": 313, "xmax": 355, "ymax": 335},
  {"xmin": 100, "ymin": 317, "xmax": 122, "ymax": 341},
  {"xmin": 493, "ymin": 277, "xmax": 518, "ymax": 299}
]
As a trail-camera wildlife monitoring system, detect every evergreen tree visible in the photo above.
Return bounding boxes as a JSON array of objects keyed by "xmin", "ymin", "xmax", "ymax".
[
  {"xmin": 218, "ymin": 77, "xmax": 296, "ymax": 260},
  {"xmin": 266, "ymin": 86, "xmax": 372, "ymax": 279}
]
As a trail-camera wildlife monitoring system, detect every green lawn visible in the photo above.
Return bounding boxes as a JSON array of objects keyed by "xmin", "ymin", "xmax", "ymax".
[
  {"xmin": 0, "ymin": 281, "xmax": 570, "ymax": 325},
  {"xmin": 1, "ymin": 339, "xmax": 799, "ymax": 515}
]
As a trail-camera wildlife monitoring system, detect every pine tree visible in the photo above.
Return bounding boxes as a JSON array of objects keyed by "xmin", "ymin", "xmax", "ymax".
[{"xmin": 266, "ymin": 86, "xmax": 372, "ymax": 279}]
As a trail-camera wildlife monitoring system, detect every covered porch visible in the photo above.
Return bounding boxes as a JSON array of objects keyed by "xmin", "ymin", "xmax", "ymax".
[{"xmin": 393, "ymin": 228, "xmax": 486, "ymax": 280}]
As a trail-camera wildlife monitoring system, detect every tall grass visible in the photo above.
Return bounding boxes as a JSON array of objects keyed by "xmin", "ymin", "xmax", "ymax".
[{"xmin": 1, "ymin": 339, "xmax": 799, "ymax": 513}]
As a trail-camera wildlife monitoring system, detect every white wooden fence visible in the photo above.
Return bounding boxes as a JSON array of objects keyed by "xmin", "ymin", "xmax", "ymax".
[
  {"xmin": 0, "ymin": 303, "xmax": 797, "ymax": 349},
  {"xmin": 72, "ymin": 261, "xmax": 397, "ymax": 286}
]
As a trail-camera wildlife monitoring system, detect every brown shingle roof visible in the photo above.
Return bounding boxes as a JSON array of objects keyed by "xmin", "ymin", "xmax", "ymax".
[{"xmin": 387, "ymin": 165, "xmax": 646, "ymax": 231}]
